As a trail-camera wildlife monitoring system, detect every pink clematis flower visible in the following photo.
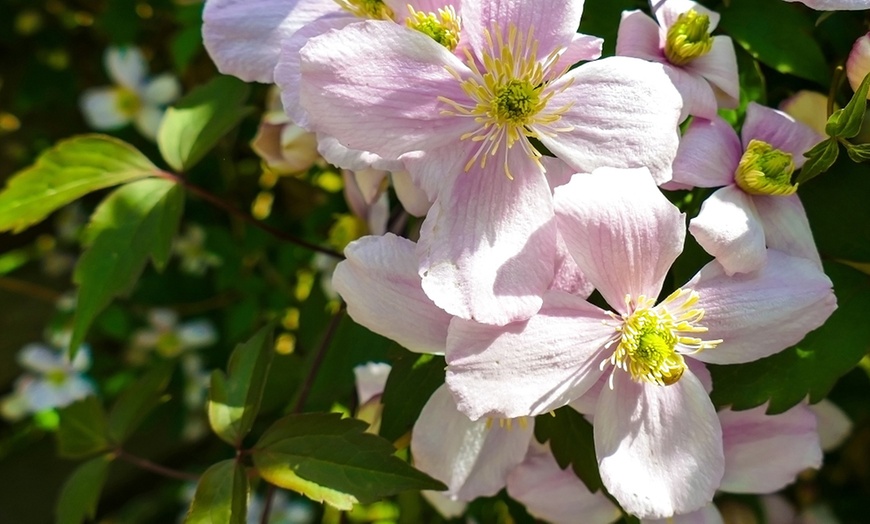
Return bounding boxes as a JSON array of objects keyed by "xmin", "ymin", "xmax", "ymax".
[
  {"xmin": 616, "ymin": 0, "xmax": 739, "ymax": 120},
  {"xmin": 444, "ymin": 167, "xmax": 836, "ymax": 519},
  {"xmin": 298, "ymin": 0, "xmax": 682, "ymax": 325},
  {"xmin": 670, "ymin": 102, "xmax": 824, "ymax": 275},
  {"xmin": 783, "ymin": 0, "xmax": 870, "ymax": 10}
]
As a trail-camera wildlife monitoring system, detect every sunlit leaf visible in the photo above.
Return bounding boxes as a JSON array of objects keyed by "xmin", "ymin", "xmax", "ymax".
[
  {"xmin": 184, "ymin": 460, "xmax": 248, "ymax": 524},
  {"xmin": 56, "ymin": 454, "xmax": 112, "ymax": 524}
]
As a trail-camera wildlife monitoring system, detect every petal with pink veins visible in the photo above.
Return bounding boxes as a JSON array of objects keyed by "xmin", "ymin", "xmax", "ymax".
[
  {"xmin": 551, "ymin": 33, "xmax": 604, "ymax": 75},
  {"xmin": 684, "ymin": 36, "xmax": 739, "ymax": 109},
  {"xmin": 616, "ymin": 10, "xmax": 665, "ymax": 62},
  {"xmin": 754, "ymin": 194, "xmax": 822, "ymax": 269},
  {"xmin": 741, "ymin": 103, "xmax": 824, "ymax": 169},
  {"xmin": 653, "ymin": 0, "xmax": 721, "ymax": 31},
  {"xmin": 664, "ymin": 62, "xmax": 720, "ymax": 121},
  {"xmin": 316, "ymin": 134, "xmax": 404, "ymax": 172},
  {"xmin": 672, "ymin": 117, "xmax": 741, "ymax": 188}
]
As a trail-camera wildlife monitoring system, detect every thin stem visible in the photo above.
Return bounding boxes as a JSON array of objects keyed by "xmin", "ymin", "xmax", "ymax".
[
  {"xmin": 828, "ymin": 65, "xmax": 845, "ymax": 119},
  {"xmin": 292, "ymin": 306, "xmax": 346, "ymax": 414},
  {"xmin": 116, "ymin": 449, "xmax": 200, "ymax": 482},
  {"xmin": 260, "ymin": 484, "xmax": 277, "ymax": 524},
  {"xmin": 157, "ymin": 171, "xmax": 343, "ymax": 259},
  {"xmin": 0, "ymin": 277, "xmax": 62, "ymax": 303}
]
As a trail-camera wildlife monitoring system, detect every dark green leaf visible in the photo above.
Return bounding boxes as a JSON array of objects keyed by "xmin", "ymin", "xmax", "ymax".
[
  {"xmin": 796, "ymin": 137, "xmax": 839, "ymax": 184},
  {"xmin": 710, "ymin": 261, "xmax": 870, "ymax": 413},
  {"xmin": 157, "ymin": 75, "xmax": 252, "ymax": 172},
  {"xmin": 0, "ymin": 135, "xmax": 157, "ymax": 233},
  {"xmin": 533, "ymin": 406, "xmax": 603, "ymax": 493},
  {"xmin": 826, "ymin": 73, "xmax": 870, "ymax": 138},
  {"xmin": 252, "ymin": 412, "xmax": 446, "ymax": 510},
  {"xmin": 56, "ymin": 454, "xmax": 112, "ymax": 524},
  {"xmin": 184, "ymin": 460, "xmax": 248, "ymax": 524},
  {"xmin": 578, "ymin": 0, "xmax": 637, "ymax": 57},
  {"xmin": 208, "ymin": 323, "xmax": 275, "ymax": 446},
  {"xmin": 380, "ymin": 353, "xmax": 445, "ymax": 443},
  {"xmin": 70, "ymin": 178, "xmax": 184, "ymax": 354},
  {"xmin": 845, "ymin": 142, "xmax": 870, "ymax": 163},
  {"xmin": 108, "ymin": 360, "xmax": 175, "ymax": 444},
  {"xmin": 57, "ymin": 397, "xmax": 110, "ymax": 459},
  {"xmin": 719, "ymin": 0, "xmax": 828, "ymax": 85}
]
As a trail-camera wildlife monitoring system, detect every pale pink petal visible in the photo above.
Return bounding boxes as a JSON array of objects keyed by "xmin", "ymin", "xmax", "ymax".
[
  {"xmin": 316, "ymin": 134, "xmax": 404, "ymax": 172},
  {"xmin": 550, "ymin": 232, "xmax": 594, "ymax": 298},
  {"xmin": 333, "ymin": 234, "xmax": 452, "ymax": 354},
  {"xmin": 80, "ymin": 88, "xmax": 131, "ymax": 130},
  {"xmin": 411, "ymin": 385, "xmax": 532, "ymax": 500},
  {"xmin": 672, "ymin": 117, "xmax": 741, "ymax": 188},
  {"xmin": 555, "ymin": 167, "xmax": 685, "ymax": 315},
  {"xmin": 354, "ymin": 169, "xmax": 389, "ymax": 207},
  {"xmin": 686, "ymin": 250, "xmax": 837, "ymax": 365},
  {"xmin": 141, "ymin": 74, "xmax": 181, "ymax": 106},
  {"xmin": 401, "ymin": 144, "xmax": 475, "ymax": 202},
  {"xmin": 422, "ymin": 491, "xmax": 467, "ymax": 518},
  {"xmin": 684, "ymin": 36, "xmax": 739, "ymax": 109},
  {"xmin": 367, "ymin": 192, "xmax": 390, "ymax": 235},
  {"xmin": 417, "ymin": 150, "xmax": 556, "ymax": 326},
  {"xmin": 761, "ymin": 495, "xmax": 798, "ymax": 524},
  {"xmin": 541, "ymin": 156, "xmax": 579, "ymax": 191},
  {"xmin": 644, "ymin": 504, "xmax": 723, "ymax": 524},
  {"xmin": 105, "ymin": 46, "xmax": 147, "ymax": 89},
  {"xmin": 809, "ymin": 399, "xmax": 852, "ymax": 451},
  {"xmin": 653, "ymin": 0, "xmax": 721, "ymax": 31},
  {"xmin": 754, "ymin": 194, "xmax": 822, "ymax": 269},
  {"xmin": 689, "ymin": 185, "xmax": 767, "ymax": 275},
  {"xmin": 783, "ymin": 0, "xmax": 870, "ymax": 10},
  {"xmin": 445, "ymin": 291, "xmax": 613, "ymax": 420},
  {"xmin": 203, "ymin": 0, "xmax": 340, "ymax": 83},
  {"xmin": 615, "ymin": 10, "xmax": 665, "ymax": 62},
  {"xmin": 664, "ymin": 63, "xmax": 720, "ymax": 121},
  {"xmin": 541, "ymin": 57, "xmax": 682, "ymax": 184},
  {"xmin": 595, "ymin": 370, "xmax": 723, "ymax": 520},
  {"xmin": 741, "ymin": 103, "xmax": 825, "ymax": 169},
  {"xmin": 18, "ymin": 344, "xmax": 64, "ymax": 374},
  {"xmin": 507, "ymin": 443, "xmax": 621, "ymax": 524},
  {"xmin": 391, "ymin": 171, "xmax": 432, "ymax": 217},
  {"xmin": 353, "ymin": 362, "xmax": 391, "ymax": 404},
  {"xmin": 847, "ymin": 33, "xmax": 870, "ymax": 94},
  {"xmin": 552, "ymin": 33, "xmax": 604, "ymax": 74},
  {"xmin": 299, "ymin": 21, "xmax": 477, "ymax": 158},
  {"xmin": 719, "ymin": 404, "xmax": 822, "ymax": 493}
]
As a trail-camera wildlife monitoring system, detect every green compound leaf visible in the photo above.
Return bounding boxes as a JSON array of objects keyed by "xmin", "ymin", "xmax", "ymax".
[
  {"xmin": 719, "ymin": 0, "xmax": 828, "ymax": 86},
  {"xmin": 158, "ymin": 75, "xmax": 252, "ymax": 172},
  {"xmin": 796, "ymin": 137, "xmax": 839, "ymax": 185},
  {"xmin": 0, "ymin": 135, "xmax": 158, "ymax": 233},
  {"xmin": 70, "ymin": 178, "xmax": 184, "ymax": 355},
  {"xmin": 379, "ymin": 352, "xmax": 445, "ymax": 444},
  {"xmin": 57, "ymin": 397, "xmax": 111, "ymax": 459},
  {"xmin": 533, "ymin": 406, "xmax": 603, "ymax": 493},
  {"xmin": 826, "ymin": 73, "xmax": 870, "ymax": 139},
  {"xmin": 184, "ymin": 460, "xmax": 248, "ymax": 524},
  {"xmin": 56, "ymin": 454, "xmax": 112, "ymax": 524},
  {"xmin": 208, "ymin": 323, "xmax": 275, "ymax": 447},
  {"xmin": 108, "ymin": 360, "xmax": 175, "ymax": 444},
  {"xmin": 252, "ymin": 412, "xmax": 446, "ymax": 510},
  {"xmin": 710, "ymin": 261, "xmax": 870, "ymax": 414}
]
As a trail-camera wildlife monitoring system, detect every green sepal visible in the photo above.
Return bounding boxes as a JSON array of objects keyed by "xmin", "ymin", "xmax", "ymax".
[
  {"xmin": 796, "ymin": 137, "xmax": 839, "ymax": 185},
  {"xmin": 826, "ymin": 72, "xmax": 870, "ymax": 139}
]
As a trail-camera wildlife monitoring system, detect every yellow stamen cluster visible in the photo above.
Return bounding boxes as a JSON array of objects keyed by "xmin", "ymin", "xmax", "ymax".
[
  {"xmin": 406, "ymin": 5, "xmax": 461, "ymax": 51},
  {"xmin": 46, "ymin": 370, "xmax": 68, "ymax": 386},
  {"xmin": 156, "ymin": 331, "xmax": 183, "ymax": 358},
  {"xmin": 734, "ymin": 139, "xmax": 798, "ymax": 196},
  {"xmin": 438, "ymin": 23, "xmax": 574, "ymax": 179},
  {"xmin": 334, "ymin": 0, "xmax": 393, "ymax": 20},
  {"xmin": 664, "ymin": 10, "xmax": 714, "ymax": 66},
  {"xmin": 114, "ymin": 87, "xmax": 141, "ymax": 117},
  {"xmin": 608, "ymin": 290, "xmax": 721, "ymax": 386},
  {"xmin": 485, "ymin": 416, "xmax": 529, "ymax": 430}
]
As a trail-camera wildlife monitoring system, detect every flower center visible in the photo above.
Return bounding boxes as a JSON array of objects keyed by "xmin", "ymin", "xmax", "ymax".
[
  {"xmin": 734, "ymin": 139, "xmax": 798, "ymax": 196},
  {"xmin": 46, "ymin": 370, "xmax": 68, "ymax": 386},
  {"xmin": 607, "ymin": 290, "xmax": 721, "ymax": 386},
  {"xmin": 115, "ymin": 87, "xmax": 141, "ymax": 117},
  {"xmin": 664, "ymin": 10, "xmax": 714, "ymax": 66},
  {"xmin": 156, "ymin": 330, "xmax": 183, "ymax": 357},
  {"xmin": 438, "ymin": 23, "xmax": 574, "ymax": 179},
  {"xmin": 406, "ymin": 6, "xmax": 461, "ymax": 51},
  {"xmin": 334, "ymin": 0, "xmax": 393, "ymax": 20}
]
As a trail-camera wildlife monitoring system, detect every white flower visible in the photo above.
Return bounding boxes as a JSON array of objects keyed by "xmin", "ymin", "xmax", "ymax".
[{"xmin": 129, "ymin": 309, "xmax": 218, "ymax": 362}]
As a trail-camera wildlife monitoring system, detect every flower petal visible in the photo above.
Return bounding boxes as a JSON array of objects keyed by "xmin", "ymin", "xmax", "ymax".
[
  {"xmin": 719, "ymin": 404, "xmax": 822, "ymax": 493},
  {"xmin": 653, "ymin": 0, "xmax": 721, "ymax": 31},
  {"xmin": 353, "ymin": 362, "xmax": 391, "ymax": 404},
  {"xmin": 80, "ymin": 88, "xmax": 131, "ymax": 130},
  {"xmin": 541, "ymin": 56, "xmax": 682, "ymax": 184},
  {"xmin": 134, "ymin": 105, "xmax": 164, "ymax": 141},
  {"xmin": 684, "ymin": 36, "xmax": 739, "ymax": 109},
  {"xmin": 643, "ymin": 504, "xmax": 724, "ymax": 524},
  {"xmin": 687, "ymin": 250, "xmax": 836, "ymax": 365},
  {"xmin": 754, "ymin": 194, "xmax": 822, "ymax": 269},
  {"xmin": 741, "ymin": 102, "xmax": 824, "ymax": 169},
  {"xmin": 809, "ymin": 399, "xmax": 853, "ymax": 452},
  {"xmin": 391, "ymin": 171, "xmax": 432, "ymax": 217},
  {"xmin": 672, "ymin": 117, "xmax": 741, "ymax": 188},
  {"xmin": 555, "ymin": 167, "xmax": 685, "ymax": 315},
  {"xmin": 550, "ymin": 232, "xmax": 594, "ymax": 298},
  {"xmin": 411, "ymin": 385, "xmax": 532, "ymax": 500},
  {"xmin": 689, "ymin": 185, "xmax": 767, "ymax": 275},
  {"xmin": 445, "ymin": 291, "xmax": 613, "ymax": 420},
  {"xmin": 664, "ymin": 63, "xmax": 720, "ymax": 120},
  {"xmin": 178, "ymin": 320, "xmax": 218, "ymax": 350},
  {"xmin": 417, "ymin": 150, "xmax": 557, "ymax": 326},
  {"xmin": 18, "ymin": 344, "xmax": 64, "ymax": 374},
  {"xmin": 615, "ymin": 10, "xmax": 665, "ymax": 62},
  {"xmin": 203, "ymin": 0, "xmax": 339, "ymax": 83},
  {"xmin": 299, "ymin": 21, "xmax": 477, "ymax": 159},
  {"xmin": 552, "ymin": 33, "xmax": 604, "ymax": 73},
  {"xmin": 783, "ymin": 0, "xmax": 870, "ymax": 10},
  {"xmin": 105, "ymin": 46, "xmax": 147, "ymax": 89},
  {"xmin": 595, "ymin": 370, "xmax": 723, "ymax": 520},
  {"xmin": 141, "ymin": 74, "xmax": 181, "ymax": 105},
  {"xmin": 316, "ymin": 134, "xmax": 404, "ymax": 172},
  {"xmin": 333, "ymin": 234, "xmax": 452, "ymax": 354}
]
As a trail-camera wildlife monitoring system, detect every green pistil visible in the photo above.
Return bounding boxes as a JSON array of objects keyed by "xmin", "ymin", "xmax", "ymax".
[
  {"xmin": 492, "ymin": 80, "xmax": 539, "ymax": 124},
  {"xmin": 620, "ymin": 310, "xmax": 686, "ymax": 386},
  {"xmin": 406, "ymin": 7, "xmax": 461, "ymax": 51},
  {"xmin": 735, "ymin": 139, "xmax": 798, "ymax": 196},
  {"xmin": 664, "ymin": 10, "xmax": 714, "ymax": 66}
]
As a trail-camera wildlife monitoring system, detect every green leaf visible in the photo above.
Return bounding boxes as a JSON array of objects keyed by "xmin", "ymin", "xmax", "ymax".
[
  {"xmin": 157, "ymin": 75, "xmax": 252, "ymax": 172},
  {"xmin": 70, "ymin": 178, "xmax": 185, "ymax": 354},
  {"xmin": 56, "ymin": 454, "xmax": 112, "ymax": 524},
  {"xmin": 845, "ymin": 142, "xmax": 870, "ymax": 163},
  {"xmin": 710, "ymin": 261, "xmax": 870, "ymax": 413},
  {"xmin": 0, "ymin": 248, "xmax": 30, "ymax": 276},
  {"xmin": 0, "ymin": 135, "xmax": 157, "ymax": 233},
  {"xmin": 718, "ymin": 0, "xmax": 828, "ymax": 86},
  {"xmin": 533, "ymin": 406, "xmax": 603, "ymax": 493},
  {"xmin": 379, "ymin": 352, "xmax": 445, "ymax": 444},
  {"xmin": 57, "ymin": 397, "xmax": 111, "ymax": 459},
  {"xmin": 208, "ymin": 323, "xmax": 275, "ymax": 447},
  {"xmin": 796, "ymin": 137, "xmax": 839, "ymax": 185},
  {"xmin": 184, "ymin": 460, "xmax": 248, "ymax": 524},
  {"xmin": 107, "ymin": 360, "xmax": 175, "ymax": 444},
  {"xmin": 826, "ymin": 73, "xmax": 870, "ymax": 139},
  {"xmin": 252, "ymin": 413, "xmax": 446, "ymax": 510}
]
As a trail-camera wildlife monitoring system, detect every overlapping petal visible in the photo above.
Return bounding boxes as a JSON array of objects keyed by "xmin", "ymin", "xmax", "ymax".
[
  {"xmin": 690, "ymin": 185, "xmax": 767, "ymax": 275},
  {"xmin": 615, "ymin": 10, "xmax": 664, "ymax": 62},
  {"xmin": 742, "ymin": 102, "xmax": 824, "ymax": 169},
  {"xmin": 671, "ymin": 117, "xmax": 741, "ymax": 188},
  {"xmin": 754, "ymin": 194, "xmax": 822, "ymax": 269}
]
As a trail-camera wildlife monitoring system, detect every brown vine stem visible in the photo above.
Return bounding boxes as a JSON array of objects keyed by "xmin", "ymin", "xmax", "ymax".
[
  {"xmin": 156, "ymin": 171, "xmax": 344, "ymax": 260},
  {"xmin": 0, "ymin": 277, "xmax": 62, "ymax": 303},
  {"xmin": 115, "ymin": 448, "xmax": 200, "ymax": 482}
]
